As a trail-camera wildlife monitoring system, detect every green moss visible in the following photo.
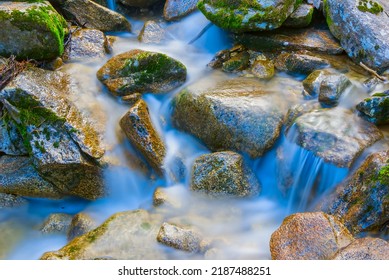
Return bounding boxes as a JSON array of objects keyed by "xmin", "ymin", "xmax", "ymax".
[
  {"xmin": 53, "ymin": 141, "xmax": 60, "ymax": 148},
  {"xmin": 141, "ymin": 222, "xmax": 151, "ymax": 231},
  {"xmin": 357, "ymin": 0, "xmax": 383, "ymax": 14},
  {"xmin": 372, "ymin": 92, "xmax": 388, "ymax": 97},
  {"xmin": 377, "ymin": 165, "xmax": 389, "ymax": 185}
]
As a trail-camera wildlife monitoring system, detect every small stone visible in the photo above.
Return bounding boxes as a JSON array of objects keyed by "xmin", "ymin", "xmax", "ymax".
[
  {"xmin": 163, "ymin": 0, "xmax": 198, "ymax": 21},
  {"xmin": 157, "ymin": 222, "xmax": 202, "ymax": 252},
  {"xmin": 67, "ymin": 213, "xmax": 96, "ymax": 241},
  {"xmin": 356, "ymin": 91, "xmax": 389, "ymax": 124},
  {"xmin": 284, "ymin": 4, "xmax": 314, "ymax": 28},
  {"xmin": 222, "ymin": 51, "xmax": 250, "ymax": 73},
  {"xmin": 40, "ymin": 213, "xmax": 73, "ymax": 234},
  {"xmin": 318, "ymin": 74, "xmax": 351, "ymax": 107},
  {"xmin": 284, "ymin": 53, "xmax": 330, "ymax": 75},
  {"xmin": 251, "ymin": 59, "xmax": 275, "ymax": 79},
  {"xmin": 138, "ymin": 21, "xmax": 167, "ymax": 44}
]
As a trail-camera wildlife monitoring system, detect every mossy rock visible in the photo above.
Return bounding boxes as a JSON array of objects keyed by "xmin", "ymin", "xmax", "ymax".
[
  {"xmin": 0, "ymin": 1, "xmax": 68, "ymax": 60},
  {"xmin": 283, "ymin": 3, "xmax": 314, "ymax": 28},
  {"xmin": 356, "ymin": 91, "xmax": 389, "ymax": 125}
]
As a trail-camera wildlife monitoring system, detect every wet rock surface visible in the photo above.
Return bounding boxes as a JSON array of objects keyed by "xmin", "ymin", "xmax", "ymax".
[
  {"xmin": 67, "ymin": 213, "xmax": 97, "ymax": 241},
  {"xmin": 40, "ymin": 213, "xmax": 73, "ymax": 234},
  {"xmin": 332, "ymin": 237, "xmax": 389, "ymax": 260},
  {"xmin": 0, "ymin": 193, "xmax": 27, "ymax": 209},
  {"xmin": 356, "ymin": 91, "xmax": 389, "ymax": 125},
  {"xmin": 283, "ymin": 4, "xmax": 314, "ymax": 28},
  {"xmin": 157, "ymin": 222, "xmax": 202, "ymax": 252},
  {"xmin": 281, "ymin": 53, "xmax": 330, "ymax": 75},
  {"xmin": 163, "ymin": 0, "xmax": 198, "ymax": 21},
  {"xmin": 138, "ymin": 21, "xmax": 168, "ymax": 44}
]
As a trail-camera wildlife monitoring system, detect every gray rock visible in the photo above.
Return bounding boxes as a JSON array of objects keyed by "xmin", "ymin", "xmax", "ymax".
[
  {"xmin": 63, "ymin": 28, "xmax": 109, "ymax": 62},
  {"xmin": 0, "ymin": 193, "xmax": 27, "ymax": 209},
  {"xmin": 119, "ymin": 99, "xmax": 166, "ymax": 175},
  {"xmin": 318, "ymin": 74, "xmax": 351, "ymax": 107},
  {"xmin": 163, "ymin": 0, "xmax": 198, "ymax": 21},
  {"xmin": 0, "ymin": 114, "xmax": 27, "ymax": 156},
  {"xmin": 307, "ymin": 0, "xmax": 322, "ymax": 9},
  {"xmin": 284, "ymin": 4, "xmax": 314, "ymax": 28},
  {"xmin": 157, "ymin": 222, "xmax": 202, "ymax": 252},
  {"xmin": 138, "ymin": 21, "xmax": 167, "ymax": 44},
  {"xmin": 40, "ymin": 213, "xmax": 73, "ymax": 234},
  {"xmin": 191, "ymin": 151, "xmax": 260, "ymax": 198},
  {"xmin": 67, "ymin": 213, "xmax": 96, "ymax": 241},
  {"xmin": 282, "ymin": 53, "xmax": 330, "ymax": 75},
  {"xmin": 0, "ymin": 156, "xmax": 63, "ymax": 199},
  {"xmin": 172, "ymin": 78, "xmax": 289, "ymax": 158},
  {"xmin": 332, "ymin": 237, "xmax": 389, "ymax": 260},
  {"xmin": 356, "ymin": 91, "xmax": 389, "ymax": 125},
  {"xmin": 118, "ymin": 0, "xmax": 160, "ymax": 8},
  {"xmin": 324, "ymin": 0, "xmax": 389, "ymax": 73},
  {"xmin": 270, "ymin": 212, "xmax": 354, "ymax": 260},
  {"xmin": 317, "ymin": 150, "xmax": 389, "ymax": 235},
  {"xmin": 285, "ymin": 107, "xmax": 383, "ymax": 167}
]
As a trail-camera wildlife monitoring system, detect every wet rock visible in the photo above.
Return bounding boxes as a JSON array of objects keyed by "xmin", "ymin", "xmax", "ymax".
[
  {"xmin": 52, "ymin": 0, "xmax": 131, "ymax": 32},
  {"xmin": 157, "ymin": 222, "xmax": 202, "ymax": 252},
  {"xmin": 153, "ymin": 187, "xmax": 181, "ymax": 208},
  {"xmin": 0, "ymin": 115, "xmax": 27, "ymax": 156},
  {"xmin": 317, "ymin": 150, "xmax": 389, "ymax": 235},
  {"xmin": 40, "ymin": 213, "xmax": 73, "ymax": 234},
  {"xmin": 191, "ymin": 151, "xmax": 260, "ymax": 198},
  {"xmin": 221, "ymin": 51, "xmax": 250, "ymax": 73},
  {"xmin": 164, "ymin": 0, "xmax": 198, "ymax": 21},
  {"xmin": 118, "ymin": 0, "xmax": 160, "ymax": 8},
  {"xmin": 119, "ymin": 99, "xmax": 166, "ymax": 175},
  {"xmin": 251, "ymin": 58, "xmax": 275, "ymax": 79},
  {"xmin": 284, "ymin": 4, "xmax": 314, "ymax": 28},
  {"xmin": 120, "ymin": 93, "xmax": 142, "ymax": 105},
  {"xmin": 40, "ymin": 210, "xmax": 167, "ymax": 260},
  {"xmin": 97, "ymin": 49, "xmax": 187, "ymax": 96},
  {"xmin": 172, "ymin": 78, "xmax": 289, "ymax": 158},
  {"xmin": 198, "ymin": 0, "xmax": 300, "ymax": 32},
  {"xmin": 270, "ymin": 212, "xmax": 354, "ymax": 260},
  {"xmin": 332, "ymin": 237, "xmax": 389, "ymax": 260},
  {"xmin": 63, "ymin": 28, "xmax": 109, "ymax": 62},
  {"xmin": 307, "ymin": 0, "xmax": 322, "ymax": 9},
  {"xmin": 0, "ymin": 1, "xmax": 68, "ymax": 60},
  {"xmin": 235, "ymin": 27, "xmax": 343, "ymax": 55},
  {"xmin": 356, "ymin": 91, "xmax": 389, "ymax": 125},
  {"xmin": 285, "ymin": 107, "xmax": 383, "ymax": 167},
  {"xmin": 302, "ymin": 69, "xmax": 328, "ymax": 97},
  {"xmin": 67, "ymin": 213, "xmax": 97, "ymax": 241},
  {"xmin": 0, "ymin": 156, "xmax": 63, "ymax": 199},
  {"xmin": 363, "ymin": 77, "xmax": 381, "ymax": 93},
  {"xmin": 318, "ymin": 74, "xmax": 351, "ymax": 107},
  {"xmin": 0, "ymin": 68, "xmax": 105, "ymax": 200},
  {"xmin": 138, "ymin": 21, "xmax": 168, "ymax": 44},
  {"xmin": 282, "ymin": 53, "xmax": 330, "ymax": 75},
  {"xmin": 0, "ymin": 193, "xmax": 27, "ymax": 209},
  {"xmin": 324, "ymin": 0, "xmax": 389, "ymax": 73}
]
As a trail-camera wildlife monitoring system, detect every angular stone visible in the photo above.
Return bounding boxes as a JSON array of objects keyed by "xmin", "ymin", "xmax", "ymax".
[
  {"xmin": 221, "ymin": 51, "xmax": 250, "ymax": 73},
  {"xmin": 318, "ymin": 74, "xmax": 351, "ymax": 107},
  {"xmin": 332, "ymin": 237, "xmax": 389, "ymax": 260},
  {"xmin": 251, "ymin": 58, "xmax": 275, "ymax": 79},
  {"xmin": 284, "ymin": 4, "xmax": 314, "ymax": 28},
  {"xmin": 283, "ymin": 53, "xmax": 329, "ymax": 75},
  {"xmin": 138, "ymin": 21, "xmax": 167, "ymax": 44},
  {"xmin": 163, "ymin": 0, "xmax": 198, "ymax": 21},
  {"xmin": 356, "ymin": 91, "xmax": 389, "ymax": 125},
  {"xmin": 40, "ymin": 213, "xmax": 73, "ymax": 234},
  {"xmin": 0, "ymin": 193, "xmax": 27, "ymax": 209},
  {"xmin": 67, "ymin": 213, "xmax": 96, "ymax": 241},
  {"xmin": 157, "ymin": 222, "xmax": 202, "ymax": 252}
]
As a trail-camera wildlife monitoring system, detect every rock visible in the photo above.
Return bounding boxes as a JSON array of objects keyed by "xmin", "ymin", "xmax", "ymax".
[
  {"xmin": 190, "ymin": 151, "xmax": 260, "ymax": 198},
  {"xmin": 302, "ymin": 69, "xmax": 328, "ymax": 97},
  {"xmin": 67, "ymin": 213, "xmax": 96, "ymax": 241},
  {"xmin": 63, "ymin": 28, "xmax": 109, "ymax": 62},
  {"xmin": 285, "ymin": 107, "xmax": 383, "ymax": 167},
  {"xmin": 307, "ymin": 0, "xmax": 322, "ymax": 9},
  {"xmin": 282, "ymin": 53, "xmax": 330, "ymax": 75},
  {"xmin": 52, "ymin": 0, "xmax": 131, "ymax": 32},
  {"xmin": 138, "ymin": 21, "xmax": 167, "ymax": 44},
  {"xmin": 324, "ymin": 0, "xmax": 389, "ymax": 73},
  {"xmin": 153, "ymin": 187, "xmax": 181, "ymax": 208},
  {"xmin": 0, "ymin": 156, "xmax": 63, "ymax": 199},
  {"xmin": 157, "ymin": 222, "xmax": 202, "ymax": 252},
  {"xmin": 119, "ymin": 99, "xmax": 166, "ymax": 175},
  {"xmin": 0, "ymin": 68, "xmax": 105, "ymax": 200},
  {"xmin": 0, "ymin": 1, "xmax": 68, "ymax": 60},
  {"xmin": 284, "ymin": 4, "xmax": 314, "ymax": 28},
  {"xmin": 332, "ymin": 237, "xmax": 389, "ymax": 260},
  {"xmin": 0, "ymin": 193, "xmax": 27, "ymax": 209},
  {"xmin": 97, "ymin": 49, "xmax": 187, "ymax": 96},
  {"xmin": 356, "ymin": 91, "xmax": 389, "ymax": 125},
  {"xmin": 235, "ymin": 27, "xmax": 343, "ymax": 55},
  {"xmin": 197, "ymin": 0, "xmax": 300, "ymax": 32},
  {"xmin": 318, "ymin": 73, "xmax": 351, "ymax": 107},
  {"xmin": 172, "ymin": 78, "xmax": 289, "ymax": 158},
  {"xmin": 118, "ymin": 0, "xmax": 160, "ymax": 8},
  {"xmin": 163, "ymin": 0, "xmax": 198, "ymax": 21},
  {"xmin": 363, "ymin": 77, "xmax": 381, "ymax": 93},
  {"xmin": 0, "ymin": 220, "xmax": 24, "ymax": 259},
  {"xmin": 40, "ymin": 213, "xmax": 73, "ymax": 234},
  {"xmin": 270, "ymin": 212, "xmax": 354, "ymax": 260},
  {"xmin": 251, "ymin": 58, "xmax": 275, "ymax": 79},
  {"xmin": 317, "ymin": 150, "xmax": 389, "ymax": 235},
  {"xmin": 40, "ymin": 210, "xmax": 167, "ymax": 260},
  {"xmin": 0, "ymin": 114, "xmax": 27, "ymax": 156},
  {"xmin": 221, "ymin": 51, "xmax": 250, "ymax": 73}
]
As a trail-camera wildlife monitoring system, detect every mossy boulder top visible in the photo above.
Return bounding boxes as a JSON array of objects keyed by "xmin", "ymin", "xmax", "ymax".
[
  {"xmin": 0, "ymin": 1, "xmax": 68, "ymax": 60},
  {"xmin": 197, "ymin": 0, "xmax": 300, "ymax": 32},
  {"xmin": 97, "ymin": 49, "xmax": 187, "ymax": 96}
]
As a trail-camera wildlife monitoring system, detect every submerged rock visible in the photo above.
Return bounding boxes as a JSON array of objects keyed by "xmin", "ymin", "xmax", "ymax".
[
  {"xmin": 67, "ymin": 213, "xmax": 97, "ymax": 241},
  {"xmin": 285, "ymin": 107, "xmax": 383, "ymax": 167},
  {"xmin": 332, "ymin": 237, "xmax": 389, "ymax": 260},
  {"xmin": 40, "ymin": 213, "xmax": 73, "ymax": 234},
  {"xmin": 0, "ymin": 193, "xmax": 27, "ymax": 209},
  {"xmin": 41, "ymin": 210, "xmax": 166, "ymax": 260},
  {"xmin": 356, "ymin": 91, "xmax": 389, "ymax": 125},
  {"xmin": 324, "ymin": 0, "xmax": 389, "ymax": 73},
  {"xmin": 198, "ymin": 0, "xmax": 300, "ymax": 32},
  {"xmin": 119, "ymin": 99, "xmax": 166, "ymax": 175},
  {"xmin": 52, "ymin": 0, "xmax": 131, "ymax": 32},
  {"xmin": 138, "ymin": 21, "xmax": 167, "ymax": 44},
  {"xmin": 157, "ymin": 222, "xmax": 202, "ymax": 252},
  {"xmin": 97, "ymin": 50, "xmax": 187, "ymax": 96},
  {"xmin": 283, "ymin": 4, "xmax": 314, "ymax": 28},
  {"xmin": 163, "ymin": 0, "xmax": 198, "ymax": 21},
  {"xmin": 270, "ymin": 212, "xmax": 354, "ymax": 260},
  {"xmin": 172, "ymin": 78, "xmax": 289, "ymax": 158},
  {"xmin": 317, "ymin": 150, "xmax": 389, "ymax": 235},
  {"xmin": 190, "ymin": 151, "xmax": 260, "ymax": 198},
  {"xmin": 0, "ymin": 1, "xmax": 68, "ymax": 60}
]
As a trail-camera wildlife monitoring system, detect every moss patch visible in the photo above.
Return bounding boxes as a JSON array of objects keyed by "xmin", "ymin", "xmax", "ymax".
[
  {"xmin": 378, "ymin": 165, "xmax": 389, "ymax": 185},
  {"xmin": 357, "ymin": 0, "xmax": 383, "ymax": 14}
]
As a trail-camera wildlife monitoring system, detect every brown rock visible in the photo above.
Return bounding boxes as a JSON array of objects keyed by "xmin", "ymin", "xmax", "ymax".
[
  {"xmin": 157, "ymin": 222, "xmax": 202, "ymax": 252},
  {"xmin": 332, "ymin": 237, "xmax": 389, "ymax": 260}
]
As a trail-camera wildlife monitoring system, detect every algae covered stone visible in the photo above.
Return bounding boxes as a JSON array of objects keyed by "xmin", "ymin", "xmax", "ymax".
[
  {"xmin": 197, "ymin": 0, "xmax": 300, "ymax": 32},
  {"xmin": 0, "ymin": 1, "xmax": 68, "ymax": 60},
  {"xmin": 356, "ymin": 91, "xmax": 389, "ymax": 125},
  {"xmin": 97, "ymin": 49, "xmax": 187, "ymax": 96}
]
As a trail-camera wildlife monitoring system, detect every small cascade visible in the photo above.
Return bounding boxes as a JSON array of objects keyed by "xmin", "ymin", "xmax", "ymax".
[{"xmin": 106, "ymin": 0, "xmax": 116, "ymax": 11}]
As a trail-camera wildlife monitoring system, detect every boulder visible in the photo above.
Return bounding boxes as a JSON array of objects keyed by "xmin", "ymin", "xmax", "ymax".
[
  {"xmin": 221, "ymin": 51, "xmax": 250, "ymax": 73},
  {"xmin": 283, "ymin": 4, "xmax": 314, "ymax": 28},
  {"xmin": 97, "ymin": 49, "xmax": 187, "ymax": 96},
  {"xmin": 324, "ymin": 0, "xmax": 389, "ymax": 73},
  {"xmin": 317, "ymin": 150, "xmax": 389, "ymax": 235},
  {"xmin": 172, "ymin": 78, "xmax": 290, "ymax": 158},
  {"xmin": 157, "ymin": 222, "xmax": 202, "ymax": 252},
  {"xmin": 119, "ymin": 99, "xmax": 166, "ymax": 175},
  {"xmin": 332, "ymin": 237, "xmax": 389, "ymax": 260},
  {"xmin": 190, "ymin": 151, "xmax": 260, "ymax": 197},
  {"xmin": 138, "ymin": 21, "xmax": 168, "ymax": 44},
  {"xmin": 0, "ymin": 193, "xmax": 27, "ymax": 209},
  {"xmin": 197, "ymin": 0, "xmax": 300, "ymax": 32},
  {"xmin": 279, "ymin": 53, "xmax": 330, "ymax": 75},
  {"xmin": 163, "ymin": 0, "xmax": 198, "ymax": 21},
  {"xmin": 318, "ymin": 73, "xmax": 351, "ymax": 107},
  {"xmin": 67, "ymin": 213, "xmax": 96, "ymax": 241},
  {"xmin": 0, "ymin": 1, "xmax": 68, "ymax": 60},
  {"xmin": 40, "ymin": 210, "xmax": 167, "ymax": 260},
  {"xmin": 0, "ymin": 114, "xmax": 27, "ymax": 156},
  {"xmin": 270, "ymin": 212, "xmax": 354, "ymax": 260},
  {"xmin": 356, "ymin": 91, "xmax": 389, "ymax": 125},
  {"xmin": 285, "ymin": 107, "xmax": 383, "ymax": 167},
  {"xmin": 251, "ymin": 58, "xmax": 275, "ymax": 79},
  {"xmin": 40, "ymin": 213, "xmax": 73, "ymax": 234}
]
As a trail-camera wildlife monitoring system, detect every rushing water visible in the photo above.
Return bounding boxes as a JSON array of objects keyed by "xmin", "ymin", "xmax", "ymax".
[{"xmin": 2, "ymin": 10, "xmax": 388, "ymax": 260}]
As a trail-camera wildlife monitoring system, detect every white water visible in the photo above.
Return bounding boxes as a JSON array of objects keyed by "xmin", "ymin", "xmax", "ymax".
[{"xmin": 3, "ymin": 11, "xmax": 386, "ymax": 260}]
